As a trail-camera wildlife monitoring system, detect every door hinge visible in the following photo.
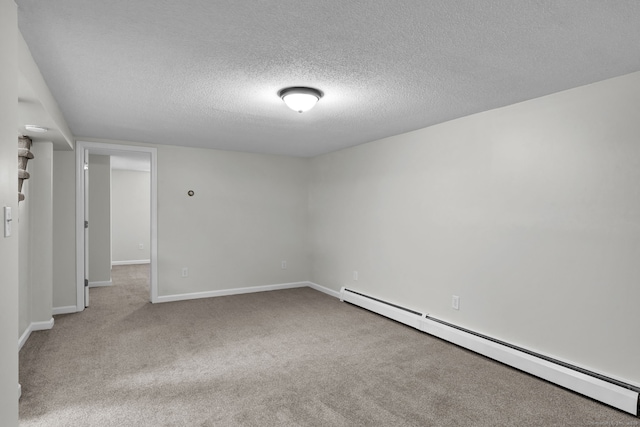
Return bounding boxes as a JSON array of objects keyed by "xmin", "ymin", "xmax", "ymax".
[
  {"xmin": 84, "ymin": 279, "xmax": 89, "ymax": 287},
  {"xmin": 84, "ymin": 220, "xmax": 89, "ymax": 229}
]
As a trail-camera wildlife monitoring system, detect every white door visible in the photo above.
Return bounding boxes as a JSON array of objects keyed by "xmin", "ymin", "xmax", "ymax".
[{"xmin": 84, "ymin": 149, "xmax": 90, "ymax": 307}]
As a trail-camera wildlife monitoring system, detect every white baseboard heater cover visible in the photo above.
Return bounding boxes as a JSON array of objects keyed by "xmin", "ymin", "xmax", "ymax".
[{"xmin": 340, "ymin": 287, "xmax": 639, "ymax": 416}]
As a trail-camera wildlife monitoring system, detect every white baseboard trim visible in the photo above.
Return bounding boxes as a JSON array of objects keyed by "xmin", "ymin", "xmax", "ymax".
[
  {"xmin": 53, "ymin": 305, "xmax": 78, "ymax": 315},
  {"xmin": 18, "ymin": 326, "xmax": 33, "ymax": 351},
  {"xmin": 18, "ymin": 318, "xmax": 54, "ymax": 351},
  {"xmin": 32, "ymin": 318, "xmax": 55, "ymax": 331},
  {"xmin": 112, "ymin": 259, "xmax": 150, "ymax": 266},
  {"xmin": 306, "ymin": 281, "xmax": 342, "ymax": 299},
  {"xmin": 340, "ymin": 287, "xmax": 639, "ymax": 416},
  {"xmin": 89, "ymin": 280, "xmax": 112, "ymax": 287},
  {"xmin": 156, "ymin": 281, "xmax": 309, "ymax": 303}
]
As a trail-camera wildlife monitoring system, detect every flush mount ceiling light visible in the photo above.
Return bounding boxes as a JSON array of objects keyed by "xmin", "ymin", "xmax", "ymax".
[
  {"xmin": 278, "ymin": 87, "xmax": 323, "ymax": 113},
  {"xmin": 24, "ymin": 125, "xmax": 48, "ymax": 133}
]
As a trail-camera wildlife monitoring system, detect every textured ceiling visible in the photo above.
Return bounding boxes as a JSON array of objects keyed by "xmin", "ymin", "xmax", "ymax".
[{"xmin": 16, "ymin": 1, "xmax": 640, "ymax": 157}]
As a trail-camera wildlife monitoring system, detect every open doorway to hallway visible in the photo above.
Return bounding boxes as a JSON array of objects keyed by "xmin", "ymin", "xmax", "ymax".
[
  {"xmin": 76, "ymin": 141, "xmax": 158, "ymax": 311},
  {"xmin": 109, "ymin": 160, "xmax": 151, "ymax": 296},
  {"xmin": 87, "ymin": 153, "xmax": 151, "ymax": 293}
]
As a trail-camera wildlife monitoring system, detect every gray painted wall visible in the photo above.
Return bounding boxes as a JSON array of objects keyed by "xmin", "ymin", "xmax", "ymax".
[
  {"xmin": 18, "ymin": 142, "xmax": 54, "ymax": 338},
  {"xmin": 88, "ymin": 154, "xmax": 111, "ymax": 283},
  {"xmin": 111, "ymin": 169, "xmax": 150, "ymax": 263},
  {"xmin": 309, "ymin": 71, "xmax": 640, "ymax": 385},
  {"xmin": 52, "ymin": 150, "xmax": 76, "ymax": 309},
  {"xmin": 157, "ymin": 146, "xmax": 310, "ymax": 295},
  {"xmin": 28, "ymin": 142, "xmax": 54, "ymax": 324},
  {"xmin": 0, "ymin": 0, "xmax": 19, "ymax": 423},
  {"xmin": 18, "ymin": 174, "xmax": 31, "ymax": 336}
]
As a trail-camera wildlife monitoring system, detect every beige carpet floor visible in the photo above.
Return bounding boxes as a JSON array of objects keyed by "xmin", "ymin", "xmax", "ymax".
[{"xmin": 19, "ymin": 265, "xmax": 638, "ymax": 426}]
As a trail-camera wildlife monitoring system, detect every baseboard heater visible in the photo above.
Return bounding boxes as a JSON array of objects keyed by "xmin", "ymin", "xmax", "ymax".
[{"xmin": 339, "ymin": 287, "xmax": 640, "ymax": 416}]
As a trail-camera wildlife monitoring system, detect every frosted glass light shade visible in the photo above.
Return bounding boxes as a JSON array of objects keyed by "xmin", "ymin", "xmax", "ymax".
[
  {"xmin": 283, "ymin": 93, "xmax": 318, "ymax": 113},
  {"xmin": 279, "ymin": 87, "xmax": 323, "ymax": 113}
]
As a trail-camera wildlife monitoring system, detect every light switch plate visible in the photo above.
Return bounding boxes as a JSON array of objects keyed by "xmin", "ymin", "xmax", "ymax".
[{"xmin": 4, "ymin": 206, "xmax": 12, "ymax": 237}]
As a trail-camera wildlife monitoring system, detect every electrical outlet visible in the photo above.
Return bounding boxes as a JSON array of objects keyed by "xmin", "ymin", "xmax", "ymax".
[
  {"xmin": 281, "ymin": 261, "xmax": 287, "ymax": 269},
  {"xmin": 181, "ymin": 267, "xmax": 188, "ymax": 278},
  {"xmin": 452, "ymin": 295, "xmax": 460, "ymax": 310},
  {"xmin": 353, "ymin": 271, "xmax": 358, "ymax": 281}
]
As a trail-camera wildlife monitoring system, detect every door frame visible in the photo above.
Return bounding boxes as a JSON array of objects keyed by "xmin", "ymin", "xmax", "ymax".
[
  {"xmin": 83, "ymin": 148, "xmax": 89, "ymax": 307},
  {"xmin": 75, "ymin": 141, "xmax": 158, "ymax": 310}
]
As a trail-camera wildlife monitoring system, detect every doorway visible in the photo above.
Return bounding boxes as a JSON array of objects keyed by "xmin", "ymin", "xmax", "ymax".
[{"xmin": 75, "ymin": 141, "xmax": 158, "ymax": 310}]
